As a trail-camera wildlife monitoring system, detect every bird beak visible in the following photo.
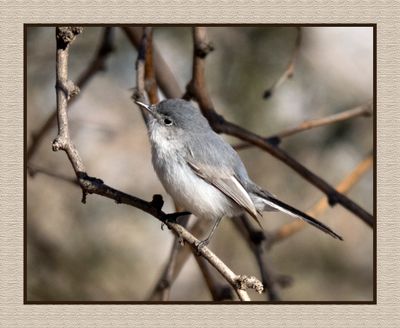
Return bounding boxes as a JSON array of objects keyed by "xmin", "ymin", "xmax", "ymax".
[{"xmin": 135, "ymin": 100, "xmax": 156, "ymax": 118}]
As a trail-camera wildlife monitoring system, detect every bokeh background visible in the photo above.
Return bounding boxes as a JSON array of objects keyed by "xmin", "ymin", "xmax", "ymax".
[{"xmin": 26, "ymin": 26, "xmax": 373, "ymax": 301}]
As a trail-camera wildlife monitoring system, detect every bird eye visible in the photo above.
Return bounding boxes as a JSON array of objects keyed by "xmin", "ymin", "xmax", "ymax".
[{"xmin": 164, "ymin": 118, "xmax": 173, "ymax": 126}]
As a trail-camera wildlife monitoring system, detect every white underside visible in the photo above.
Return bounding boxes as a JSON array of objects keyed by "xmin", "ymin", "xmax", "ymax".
[{"xmin": 150, "ymin": 127, "xmax": 241, "ymax": 220}]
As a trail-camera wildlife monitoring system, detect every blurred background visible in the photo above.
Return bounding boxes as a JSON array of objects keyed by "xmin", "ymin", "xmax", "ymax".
[{"xmin": 26, "ymin": 26, "xmax": 373, "ymax": 301}]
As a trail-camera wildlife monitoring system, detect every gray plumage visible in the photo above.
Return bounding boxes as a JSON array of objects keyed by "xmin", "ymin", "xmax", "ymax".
[{"xmin": 136, "ymin": 99, "xmax": 342, "ymax": 245}]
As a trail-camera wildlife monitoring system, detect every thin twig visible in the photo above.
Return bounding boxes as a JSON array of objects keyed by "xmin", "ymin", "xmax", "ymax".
[
  {"xmin": 133, "ymin": 27, "xmax": 192, "ymax": 301},
  {"xmin": 122, "ymin": 27, "xmax": 182, "ymax": 99},
  {"xmin": 148, "ymin": 218, "xmax": 210, "ymax": 301},
  {"xmin": 234, "ymin": 103, "xmax": 372, "ymax": 150},
  {"xmin": 27, "ymin": 27, "xmax": 114, "ymax": 162},
  {"xmin": 52, "ymin": 26, "xmax": 262, "ymax": 301},
  {"xmin": 232, "ymin": 215, "xmax": 281, "ymax": 301},
  {"xmin": 148, "ymin": 210, "xmax": 192, "ymax": 301},
  {"xmin": 184, "ymin": 26, "xmax": 373, "ymax": 228},
  {"xmin": 27, "ymin": 163, "xmax": 77, "ymax": 185},
  {"xmin": 135, "ymin": 26, "xmax": 232, "ymax": 301},
  {"xmin": 263, "ymin": 27, "xmax": 302, "ymax": 99},
  {"xmin": 143, "ymin": 27, "xmax": 159, "ymax": 104},
  {"xmin": 149, "ymin": 240, "xmax": 181, "ymax": 301},
  {"xmin": 271, "ymin": 154, "xmax": 373, "ymax": 244},
  {"xmin": 194, "ymin": 256, "xmax": 235, "ymax": 301}
]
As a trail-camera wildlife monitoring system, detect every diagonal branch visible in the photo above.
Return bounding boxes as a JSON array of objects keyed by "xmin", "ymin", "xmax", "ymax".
[
  {"xmin": 148, "ymin": 218, "xmax": 210, "ymax": 301},
  {"xmin": 263, "ymin": 27, "xmax": 302, "ymax": 98},
  {"xmin": 270, "ymin": 154, "xmax": 373, "ymax": 245},
  {"xmin": 194, "ymin": 256, "xmax": 235, "ymax": 301},
  {"xmin": 52, "ymin": 26, "xmax": 262, "ymax": 302},
  {"xmin": 234, "ymin": 103, "xmax": 373, "ymax": 150},
  {"xmin": 184, "ymin": 26, "xmax": 373, "ymax": 228},
  {"xmin": 232, "ymin": 215, "xmax": 281, "ymax": 301}
]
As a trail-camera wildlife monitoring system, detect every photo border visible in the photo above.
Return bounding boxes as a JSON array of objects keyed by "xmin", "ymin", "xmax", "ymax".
[
  {"xmin": 2, "ymin": 1, "xmax": 399, "ymax": 326},
  {"xmin": 23, "ymin": 23, "xmax": 377, "ymax": 305}
]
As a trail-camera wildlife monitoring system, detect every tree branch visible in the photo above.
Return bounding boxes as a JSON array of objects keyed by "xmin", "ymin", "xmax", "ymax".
[
  {"xmin": 52, "ymin": 26, "xmax": 262, "ymax": 302},
  {"xmin": 232, "ymin": 215, "xmax": 281, "ymax": 301},
  {"xmin": 122, "ymin": 27, "xmax": 182, "ymax": 99},
  {"xmin": 263, "ymin": 27, "xmax": 302, "ymax": 99},
  {"xmin": 27, "ymin": 27, "xmax": 114, "ymax": 162},
  {"xmin": 148, "ymin": 218, "xmax": 210, "ymax": 301},
  {"xmin": 185, "ymin": 26, "xmax": 373, "ymax": 228},
  {"xmin": 194, "ymin": 256, "xmax": 235, "ymax": 301},
  {"xmin": 234, "ymin": 102, "xmax": 373, "ymax": 150},
  {"xmin": 270, "ymin": 154, "xmax": 373, "ymax": 245}
]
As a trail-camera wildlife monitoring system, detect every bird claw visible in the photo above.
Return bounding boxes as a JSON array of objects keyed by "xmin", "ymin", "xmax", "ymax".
[
  {"xmin": 161, "ymin": 211, "xmax": 191, "ymax": 224},
  {"xmin": 194, "ymin": 239, "xmax": 209, "ymax": 255}
]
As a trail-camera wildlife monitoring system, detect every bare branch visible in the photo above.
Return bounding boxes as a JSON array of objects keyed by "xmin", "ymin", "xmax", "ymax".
[
  {"xmin": 52, "ymin": 26, "xmax": 261, "ymax": 302},
  {"xmin": 27, "ymin": 27, "xmax": 114, "ymax": 162},
  {"xmin": 122, "ymin": 27, "xmax": 182, "ymax": 99},
  {"xmin": 185, "ymin": 26, "xmax": 373, "ymax": 228},
  {"xmin": 271, "ymin": 154, "xmax": 373, "ymax": 244},
  {"xmin": 194, "ymin": 256, "xmax": 235, "ymax": 301},
  {"xmin": 144, "ymin": 27, "xmax": 159, "ymax": 104},
  {"xmin": 149, "ymin": 240, "xmax": 181, "ymax": 301},
  {"xmin": 263, "ymin": 27, "xmax": 302, "ymax": 98},
  {"xmin": 132, "ymin": 27, "xmax": 233, "ymax": 301},
  {"xmin": 232, "ymin": 215, "xmax": 281, "ymax": 301},
  {"xmin": 27, "ymin": 163, "xmax": 77, "ymax": 185},
  {"xmin": 148, "ymin": 218, "xmax": 209, "ymax": 301},
  {"xmin": 234, "ymin": 103, "xmax": 372, "ymax": 150}
]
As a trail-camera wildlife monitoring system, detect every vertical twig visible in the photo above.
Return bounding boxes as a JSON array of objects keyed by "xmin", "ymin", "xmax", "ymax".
[
  {"xmin": 27, "ymin": 27, "xmax": 114, "ymax": 162},
  {"xmin": 52, "ymin": 27, "xmax": 85, "ymax": 177},
  {"xmin": 232, "ymin": 215, "xmax": 281, "ymax": 301}
]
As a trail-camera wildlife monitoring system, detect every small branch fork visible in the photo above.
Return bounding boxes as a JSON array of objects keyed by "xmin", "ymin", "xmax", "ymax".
[
  {"xmin": 52, "ymin": 26, "xmax": 262, "ymax": 301},
  {"xmin": 234, "ymin": 103, "xmax": 373, "ymax": 150}
]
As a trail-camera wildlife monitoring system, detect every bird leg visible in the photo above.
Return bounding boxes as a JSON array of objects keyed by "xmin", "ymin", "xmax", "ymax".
[{"xmin": 196, "ymin": 216, "xmax": 224, "ymax": 252}]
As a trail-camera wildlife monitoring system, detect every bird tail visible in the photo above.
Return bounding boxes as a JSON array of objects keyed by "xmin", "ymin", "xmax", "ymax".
[{"xmin": 260, "ymin": 195, "xmax": 343, "ymax": 240}]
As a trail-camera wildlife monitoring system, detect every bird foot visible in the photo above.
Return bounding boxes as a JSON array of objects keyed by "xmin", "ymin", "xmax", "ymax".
[{"xmin": 194, "ymin": 238, "xmax": 210, "ymax": 255}]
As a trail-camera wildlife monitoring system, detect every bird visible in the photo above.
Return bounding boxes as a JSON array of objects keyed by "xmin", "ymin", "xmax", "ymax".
[{"xmin": 135, "ymin": 98, "xmax": 343, "ymax": 249}]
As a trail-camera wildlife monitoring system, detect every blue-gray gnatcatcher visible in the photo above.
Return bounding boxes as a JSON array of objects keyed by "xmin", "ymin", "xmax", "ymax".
[{"xmin": 136, "ymin": 99, "xmax": 342, "ymax": 248}]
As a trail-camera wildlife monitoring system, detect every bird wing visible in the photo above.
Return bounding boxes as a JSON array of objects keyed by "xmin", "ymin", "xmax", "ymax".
[{"xmin": 186, "ymin": 159, "xmax": 263, "ymax": 228}]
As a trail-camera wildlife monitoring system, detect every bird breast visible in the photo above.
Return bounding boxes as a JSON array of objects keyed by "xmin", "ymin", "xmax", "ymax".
[{"xmin": 150, "ymin": 137, "xmax": 240, "ymax": 221}]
